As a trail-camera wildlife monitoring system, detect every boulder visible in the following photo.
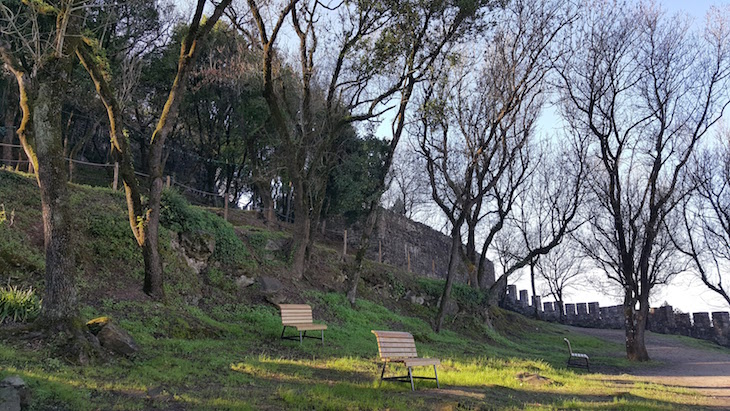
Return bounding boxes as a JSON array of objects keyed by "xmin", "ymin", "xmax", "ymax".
[
  {"xmin": 97, "ymin": 322, "xmax": 139, "ymax": 357},
  {"xmin": 86, "ymin": 316, "xmax": 111, "ymax": 335},
  {"xmin": 258, "ymin": 276, "xmax": 286, "ymax": 304},
  {"xmin": 0, "ymin": 386, "xmax": 20, "ymax": 411},
  {"xmin": 0, "ymin": 376, "xmax": 29, "ymax": 411},
  {"xmin": 264, "ymin": 238, "xmax": 288, "ymax": 252},
  {"xmin": 258, "ymin": 276, "xmax": 282, "ymax": 294},
  {"xmin": 179, "ymin": 231, "xmax": 215, "ymax": 261},
  {"xmin": 236, "ymin": 275, "xmax": 255, "ymax": 289}
]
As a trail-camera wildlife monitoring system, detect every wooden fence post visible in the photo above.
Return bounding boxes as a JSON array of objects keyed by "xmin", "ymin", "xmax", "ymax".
[
  {"xmin": 112, "ymin": 162, "xmax": 119, "ymax": 191},
  {"xmin": 342, "ymin": 229, "xmax": 348, "ymax": 259},
  {"xmin": 378, "ymin": 240, "xmax": 382, "ymax": 263},
  {"xmin": 166, "ymin": 175, "xmax": 171, "ymax": 188},
  {"xmin": 223, "ymin": 191, "xmax": 229, "ymax": 222}
]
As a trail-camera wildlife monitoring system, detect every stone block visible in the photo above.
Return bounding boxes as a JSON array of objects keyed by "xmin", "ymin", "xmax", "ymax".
[
  {"xmin": 519, "ymin": 290, "xmax": 529, "ymax": 307},
  {"xmin": 675, "ymin": 313, "xmax": 692, "ymax": 336},
  {"xmin": 532, "ymin": 296, "xmax": 542, "ymax": 312},
  {"xmin": 692, "ymin": 312, "xmax": 712, "ymax": 341},
  {"xmin": 712, "ymin": 312, "xmax": 730, "ymax": 347},
  {"xmin": 507, "ymin": 285, "xmax": 517, "ymax": 303}
]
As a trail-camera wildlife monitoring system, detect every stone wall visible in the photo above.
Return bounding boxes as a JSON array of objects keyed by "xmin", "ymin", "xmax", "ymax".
[
  {"xmin": 505, "ymin": 286, "xmax": 730, "ymax": 348},
  {"xmin": 325, "ymin": 209, "xmax": 495, "ymax": 287},
  {"xmin": 325, "ymin": 209, "xmax": 729, "ymax": 348}
]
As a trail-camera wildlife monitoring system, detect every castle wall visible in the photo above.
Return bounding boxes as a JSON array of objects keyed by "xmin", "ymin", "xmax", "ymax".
[
  {"xmin": 506, "ymin": 287, "xmax": 730, "ymax": 348},
  {"xmin": 326, "ymin": 209, "xmax": 495, "ymax": 287}
]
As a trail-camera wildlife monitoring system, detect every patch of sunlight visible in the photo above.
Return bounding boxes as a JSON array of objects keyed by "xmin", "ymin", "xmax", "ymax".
[{"xmin": 3, "ymin": 366, "xmax": 146, "ymax": 393}]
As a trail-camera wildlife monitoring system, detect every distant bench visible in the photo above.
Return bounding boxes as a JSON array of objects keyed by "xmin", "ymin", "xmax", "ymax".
[
  {"xmin": 371, "ymin": 330, "xmax": 440, "ymax": 391},
  {"xmin": 278, "ymin": 304, "xmax": 327, "ymax": 345},
  {"xmin": 564, "ymin": 338, "xmax": 590, "ymax": 371}
]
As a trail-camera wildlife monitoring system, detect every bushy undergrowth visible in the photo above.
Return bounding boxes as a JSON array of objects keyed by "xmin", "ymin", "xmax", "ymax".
[
  {"xmin": 0, "ymin": 284, "xmax": 41, "ymax": 323},
  {"xmin": 418, "ymin": 278, "xmax": 486, "ymax": 309},
  {"xmin": 161, "ymin": 189, "xmax": 254, "ymax": 267}
]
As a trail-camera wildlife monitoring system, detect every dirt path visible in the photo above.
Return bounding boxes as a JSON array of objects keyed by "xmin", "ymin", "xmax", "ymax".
[{"xmin": 569, "ymin": 327, "xmax": 730, "ymax": 407}]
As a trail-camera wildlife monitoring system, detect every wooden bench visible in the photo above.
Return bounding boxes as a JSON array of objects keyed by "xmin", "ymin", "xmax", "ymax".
[
  {"xmin": 564, "ymin": 338, "xmax": 590, "ymax": 371},
  {"xmin": 278, "ymin": 304, "xmax": 327, "ymax": 345},
  {"xmin": 371, "ymin": 330, "xmax": 440, "ymax": 391}
]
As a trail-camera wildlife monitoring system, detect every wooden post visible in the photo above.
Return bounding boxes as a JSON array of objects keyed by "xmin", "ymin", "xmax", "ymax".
[
  {"xmin": 342, "ymin": 229, "xmax": 348, "ymax": 258},
  {"xmin": 378, "ymin": 240, "xmax": 382, "ymax": 263},
  {"xmin": 166, "ymin": 175, "xmax": 171, "ymax": 188},
  {"xmin": 112, "ymin": 162, "xmax": 119, "ymax": 191},
  {"xmin": 407, "ymin": 249, "xmax": 411, "ymax": 272},
  {"xmin": 405, "ymin": 244, "xmax": 411, "ymax": 272},
  {"xmin": 223, "ymin": 191, "xmax": 229, "ymax": 221}
]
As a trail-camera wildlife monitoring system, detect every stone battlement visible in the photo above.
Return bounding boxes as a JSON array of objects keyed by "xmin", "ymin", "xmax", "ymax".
[{"xmin": 504, "ymin": 285, "xmax": 730, "ymax": 348}]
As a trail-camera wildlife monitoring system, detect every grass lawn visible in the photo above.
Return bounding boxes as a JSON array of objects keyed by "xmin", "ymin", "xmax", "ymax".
[
  {"xmin": 0, "ymin": 292, "xmax": 716, "ymax": 410},
  {"xmin": 0, "ymin": 169, "xmax": 720, "ymax": 410}
]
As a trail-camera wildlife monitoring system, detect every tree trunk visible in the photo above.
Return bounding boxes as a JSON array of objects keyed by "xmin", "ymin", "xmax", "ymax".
[
  {"xmin": 346, "ymin": 203, "xmax": 379, "ymax": 305},
  {"xmin": 290, "ymin": 186, "xmax": 310, "ymax": 279},
  {"xmin": 624, "ymin": 293, "xmax": 650, "ymax": 361},
  {"xmin": 3, "ymin": 90, "xmax": 17, "ymax": 166},
  {"xmin": 530, "ymin": 262, "xmax": 540, "ymax": 319},
  {"xmin": 435, "ymin": 228, "xmax": 463, "ymax": 333},
  {"xmin": 143, "ymin": 134, "xmax": 166, "ymax": 300},
  {"xmin": 33, "ymin": 74, "xmax": 78, "ymax": 324},
  {"xmin": 256, "ymin": 180, "xmax": 275, "ymax": 225}
]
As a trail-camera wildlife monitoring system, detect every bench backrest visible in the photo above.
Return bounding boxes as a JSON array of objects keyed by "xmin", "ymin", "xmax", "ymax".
[
  {"xmin": 564, "ymin": 338, "xmax": 574, "ymax": 355},
  {"xmin": 278, "ymin": 304, "xmax": 314, "ymax": 325},
  {"xmin": 371, "ymin": 330, "xmax": 418, "ymax": 359}
]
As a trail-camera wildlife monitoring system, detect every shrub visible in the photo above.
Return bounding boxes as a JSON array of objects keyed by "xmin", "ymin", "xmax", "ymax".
[
  {"xmin": 160, "ymin": 189, "xmax": 254, "ymax": 267},
  {"xmin": 0, "ymin": 285, "xmax": 42, "ymax": 323}
]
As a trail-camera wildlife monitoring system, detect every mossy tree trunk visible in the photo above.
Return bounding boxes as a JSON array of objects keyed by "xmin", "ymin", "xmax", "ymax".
[
  {"xmin": 76, "ymin": 0, "xmax": 233, "ymax": 300},
  {"xmin": 0, "ymin": 3, "xmax": 87, "ymax": 343}
]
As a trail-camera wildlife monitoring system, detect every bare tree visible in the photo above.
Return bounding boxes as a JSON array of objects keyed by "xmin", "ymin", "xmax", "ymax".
[
  {"xmin": 536, "ymin": 238, "xmax": 585, "ymax": 320},
  {"xmin": 555, "ymin": 2, "xmax": 730, "ymax": 361},
  {"xmin": 385, "ymin": 146, "xmax": 430, "ymax": 219},
  {"xmin": 498, "ymin": 135, "xmax": 588, "ymax": 318},
  {"xmin": 676, "ymin": 130, "xmax": 730, "ymax": 308},
  {"xmin": 417, "ymin": 0, "xmax": 575, "ymax": 332}
]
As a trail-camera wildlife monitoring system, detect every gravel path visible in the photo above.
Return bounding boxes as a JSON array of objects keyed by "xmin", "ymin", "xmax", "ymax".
[{"xmin": 568, "ymin": 327, "xmax": 730, "ymax": 407}]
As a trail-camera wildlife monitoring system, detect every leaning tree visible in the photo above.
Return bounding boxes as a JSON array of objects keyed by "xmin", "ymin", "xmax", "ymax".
[{"xmin": 76, "ymin": 0, "xmax": 233, "ymax": 300}]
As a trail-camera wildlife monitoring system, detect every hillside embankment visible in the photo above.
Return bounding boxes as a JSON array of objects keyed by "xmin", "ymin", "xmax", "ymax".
[{"xmin": 1, "ymin": 168, "xmax": 728, "ymax": 410}]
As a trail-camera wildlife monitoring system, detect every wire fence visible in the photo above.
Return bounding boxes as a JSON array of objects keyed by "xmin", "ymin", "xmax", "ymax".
[{"xmin": 0, "ymin": 142, "xmax": 226, "ymax": 204}]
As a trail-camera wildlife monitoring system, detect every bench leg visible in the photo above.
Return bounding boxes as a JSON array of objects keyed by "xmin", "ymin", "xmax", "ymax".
[
  {"xmin": 281, "ymin": 326, "xmax": 287, "ymax": 340},
  {"xmin": 379, "ymin": 363, "xmax": 387, "ymax": 387},
  {"xmin": 408, "ymin": 367, "xmax": 414, "ymax": 391},
  {"xmin": 321, "ymin": 329, "xmax": 324, "ymax": 345},
  {"xmin": 434, "ymin": 365, "xmax": 440, "ymax": 389},
  {"xmin": 299, "ymin": 331, "xmax": 303, "ymax": 344}
]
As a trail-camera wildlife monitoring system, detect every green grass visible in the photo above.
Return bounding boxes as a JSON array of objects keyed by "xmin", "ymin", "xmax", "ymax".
[
  {"xmin": 0, "ymin": 291, "xmax": 718, "ymax": 410},
  {"xmin": 0, "ymin": 169, "xmax": 722, "ymax": 410}
]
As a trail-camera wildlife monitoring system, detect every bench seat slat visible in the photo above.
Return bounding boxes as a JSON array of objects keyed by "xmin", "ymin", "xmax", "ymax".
[{"xmin": 284, "ymin": 323, "xmax": 327, "ymax": 331}]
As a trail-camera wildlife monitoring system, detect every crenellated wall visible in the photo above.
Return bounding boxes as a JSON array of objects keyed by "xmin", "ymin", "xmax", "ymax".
[{"xmin": 504, "ymin": 286, "xmax": 730, "ymax": 348}]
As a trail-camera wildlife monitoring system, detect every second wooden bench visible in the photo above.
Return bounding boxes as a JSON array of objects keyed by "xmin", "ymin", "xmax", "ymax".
[
  {"xmin": 278, "ymin": 304, "xmax": 327, "ymax": 345},
  {"xmin": 371, "ymin": 330, "xmax": 440, "ymax": 391}
]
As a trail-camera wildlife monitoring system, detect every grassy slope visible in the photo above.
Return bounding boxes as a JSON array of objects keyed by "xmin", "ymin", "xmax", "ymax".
[{"xmin": 0, "ymin": 169, "xmax": 716, "ymax": 410}]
